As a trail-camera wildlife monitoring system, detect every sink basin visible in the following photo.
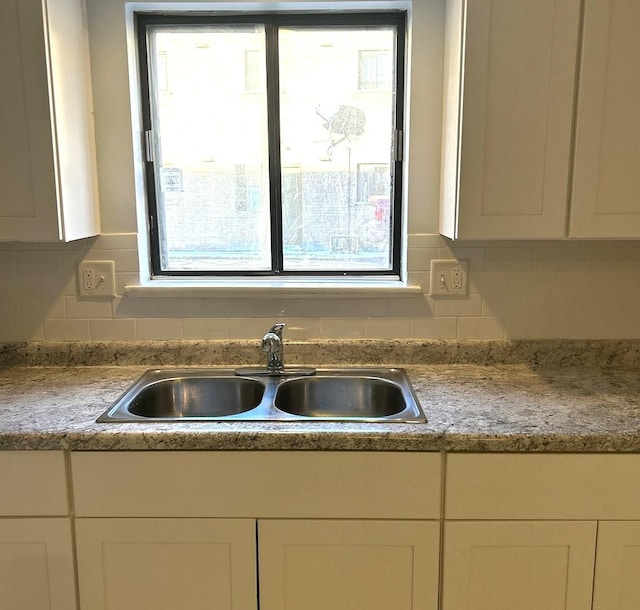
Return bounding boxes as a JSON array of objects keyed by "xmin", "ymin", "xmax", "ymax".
[
  {"xmin": 97, "ymin": 368, "xmax": 426, "ymax": 423},
  {"xmin": 275, "ymin": 376, "xmax": 406, "ymax": 418},
  {"xmin": 126, "ymin": 376, "xmax": 264, "ymax": 418}
]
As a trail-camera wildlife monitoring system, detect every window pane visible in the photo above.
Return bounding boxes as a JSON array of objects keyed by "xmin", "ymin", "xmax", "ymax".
[
  {"xmin": 278, "ymin": 27, "xmax": 397, "ymax": 271},
  {"xmin": 149, "ymin": 26, "xmax": 271, "ymax": 271}
]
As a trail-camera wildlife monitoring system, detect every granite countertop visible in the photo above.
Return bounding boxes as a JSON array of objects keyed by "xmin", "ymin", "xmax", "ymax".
[{"xmin": 1, "ymin": 339, "xmax": 640, "ymax": 452}]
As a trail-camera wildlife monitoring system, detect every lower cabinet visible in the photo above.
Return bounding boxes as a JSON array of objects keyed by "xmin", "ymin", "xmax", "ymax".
[
  {"xmin": 75, "ymin": 518, "xmax": 257, "ymax": 610},
  {"xmin": 445, "ymin": 453, "xmax": 640, "ymax": 610},
  {"xmin": 75, "ymin": 517, "xmax": 439, "ymax": 610},
  {"xmin": 0, "ymin": 518, "xmax": 76, "ymax": 610},
  {"xmin": 259, "ymin": 519, "xmax": 439, "ymax": 610},
  {"xmin": 71, "ymin": 451, "xmax": 442, "ymax": 610},
  {"xmin": 442, "ymin": 521, "xmax": 597, "ymax": 610},
  {"xmin": 10, "ymin": 450, "xmax": 640, "ymax": 610},
  {"xmin": 0, "ymin": 451, "xmax": 75, "ymax": 610},
  {"xmin": 593, "ymin": 521, "xmax": 640, "ymax": 610}
]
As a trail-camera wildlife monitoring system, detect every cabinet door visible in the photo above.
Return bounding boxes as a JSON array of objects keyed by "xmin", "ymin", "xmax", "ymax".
[
  {"xmin": 440, "ymin": 0, "xmax": 580, "ymax": 239},
  {"xmin": 593, "ymin": 521, "xmax": 640, "ymax": 610},
  {"xmin": 0, "ymin": 0, "xmax": 58, "ymax": 239},
  {"xmin": 259, "ymin": 520, "xmax": 439, "ymax": 610},
  {"xmin": 76, "ymin": 518, "xmax": 257, "ymax": 610},
  {"xmin": 0, "ymin": 0, "xmax": 99, "ymax": 242},
  {"xmin": 571, "ymin": 0, "xmax": 640, "ymax": 237},
  {"xmin": 0, "ymin": 518, "xmax": 76, "ymax": 610},
  {"xmin": 443, "ymin": 521, "xmax": 596, "ymax": 610}
]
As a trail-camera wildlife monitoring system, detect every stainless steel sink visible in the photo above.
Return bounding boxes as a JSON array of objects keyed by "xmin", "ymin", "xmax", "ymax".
[
  {"xmin": 125, "ymin": 376, "xmax": 264, "ymax": 418},
  {"xmin": 97, "ymin": 368, "xmax": 426, "ymax": 423},
  {"xmin": 275, "ymin": 376, "xmax": 407, "ymax": 418}
]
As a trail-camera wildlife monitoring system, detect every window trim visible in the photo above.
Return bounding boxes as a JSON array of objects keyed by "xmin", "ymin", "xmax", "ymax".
[{"xmin": 136, "ymin": 10, "xmax": 409, "ymax": 280}]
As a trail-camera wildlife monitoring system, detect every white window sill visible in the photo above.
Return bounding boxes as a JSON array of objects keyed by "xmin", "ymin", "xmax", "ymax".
[{"xmin": 124, "ymin": 278, "xmax": 423, "ymax": 299}]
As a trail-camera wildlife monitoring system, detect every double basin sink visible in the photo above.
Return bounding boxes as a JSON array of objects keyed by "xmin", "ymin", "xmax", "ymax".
[{"xmin": 98, "ymin": 368, "xmax": 426, "ymax": 423}]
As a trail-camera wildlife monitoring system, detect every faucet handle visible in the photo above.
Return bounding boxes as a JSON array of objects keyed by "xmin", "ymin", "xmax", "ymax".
[{"xmin": 269, "ymin": 322, "xmax": 286, "ymax": 337}]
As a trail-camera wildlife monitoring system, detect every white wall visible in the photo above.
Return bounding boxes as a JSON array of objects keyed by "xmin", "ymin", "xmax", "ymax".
[{"xmin": 1, "ymin": 0, "xmax": 640, "ymax": 342}]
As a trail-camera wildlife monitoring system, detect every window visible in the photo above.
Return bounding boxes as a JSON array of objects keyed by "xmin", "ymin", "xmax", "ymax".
[
  {"xmin": 358, "ymin": 50, "xmax": 393, "ymax": 90},
  {"xmin": 137, "ymin": 12, "xmax": 406, "ymax": 278}
]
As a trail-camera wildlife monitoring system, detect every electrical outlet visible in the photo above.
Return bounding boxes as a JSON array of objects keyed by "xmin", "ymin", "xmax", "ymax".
[
  {"xmin": 78, "ymin": 261, "xmax": 116, "ymax": 297},
  {"xmin": 430, "ymin": 260, "xmax": 468, "ymax": 296}
]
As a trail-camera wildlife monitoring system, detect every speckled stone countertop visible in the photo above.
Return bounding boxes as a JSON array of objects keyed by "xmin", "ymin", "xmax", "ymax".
[{"xmin": 1, "ymin": 340, "xmax": 640, "ymax": 452}]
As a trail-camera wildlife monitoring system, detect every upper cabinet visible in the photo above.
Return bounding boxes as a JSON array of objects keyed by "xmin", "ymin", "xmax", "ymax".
[
  {"xmin": 440, "ymin": 0, "xmax": 640, "ymax": 240},
  {"xmin": 440, "ymin": 0, "xmax": 581, "ymax": 240},
  {"xmin": 0, "ymin": 0, "xmax": 100, "ymax": 242},
  {"xmin": 570, "ymin": 0, "xmax": 640, "ymax": 238}
]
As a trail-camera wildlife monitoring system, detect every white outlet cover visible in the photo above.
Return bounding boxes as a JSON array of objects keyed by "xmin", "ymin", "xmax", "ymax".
[
  {"xmin": 430, "ymin": 260, "xmax": 468, "ymax": 296},
  {"xmin": 78, "ymin": 260, "xmax": 116, "ymax": 297}
]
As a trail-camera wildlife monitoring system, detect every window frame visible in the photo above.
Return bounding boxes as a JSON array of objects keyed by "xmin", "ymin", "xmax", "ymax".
[{"xmin": 136, "ymin": 10, "xmax": 407, "ymax": 280}]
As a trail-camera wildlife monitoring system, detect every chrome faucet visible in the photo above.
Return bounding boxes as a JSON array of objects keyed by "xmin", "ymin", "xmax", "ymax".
[
  {"xmin": 262, "ymin": 323, "xmax": 286, "ymax": 374},
  {"xmin": 234, "ymin": 322, "xmax": 315, "ymax": 377}
]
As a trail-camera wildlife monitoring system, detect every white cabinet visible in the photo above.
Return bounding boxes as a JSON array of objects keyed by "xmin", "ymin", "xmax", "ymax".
[
  {"xmin": 0, "ymin": 519, "xmax": 76, "ymax": 610},
  {"xmin": 0, "ymin": 451, "xmax": 75, "ymax": 610},
  {"xmin": 76, "ymin": 518, "xmax": 257, "ymax": 610},
  {"xmin": 443, "ymin": 521, "xmax": 596, "ymax": 610},
  {"xmin": 440, "ymin": 0, "xmax": 581, "ymax": 239},
  {"xmin": 71, "ymin": 451, "xmax": 441, "ymax": 610},
  {"xmin": 570, "ymin": 0, "xmax": 640, "ymax": 238},
  {"xmin": 0, "ymin": 0, "xmax": 100, "ymax": 242},
  {"xmin": 444, "ymin": 453, "xmax": 640, "ymax": 610},
  {"xmin": 593, "ymin": 521, "xmax": 640, "ymax": 610},
  {"xmin": 259, "ymin": 520, "xmax": 439, "ymax": 610}
]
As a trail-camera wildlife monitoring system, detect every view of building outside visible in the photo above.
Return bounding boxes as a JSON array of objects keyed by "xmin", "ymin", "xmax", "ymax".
[{"xmin": 149, "ymin": 23, "xmax": 396, "ymax": 272}]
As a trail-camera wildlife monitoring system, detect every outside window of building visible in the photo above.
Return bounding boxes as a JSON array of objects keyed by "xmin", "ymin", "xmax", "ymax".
[
  {"xmin": 358, "ymin": 49, "xmax": 392, "ymax": 90},
  {"xmin": 137, "ymin": 12, "xmax": 406, "ymax": 277}
]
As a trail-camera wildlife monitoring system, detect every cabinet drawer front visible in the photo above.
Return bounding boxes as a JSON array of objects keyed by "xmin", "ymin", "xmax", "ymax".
[
  {"xmin": 0, "ymin": 451, "xmax": 68, "ymax": 516},
  {"xmin": 71, "ymin": 451, "xmax": 441, "ymax": 519},
  {"xmin": 446, "ymin": 453, "xmax": 640, "ymax": 519}
]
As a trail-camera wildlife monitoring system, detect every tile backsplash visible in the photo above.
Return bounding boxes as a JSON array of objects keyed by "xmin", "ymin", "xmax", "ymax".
[{"xmin": 1, "ymin": 233, "xmax": 640, "ymax": 342}]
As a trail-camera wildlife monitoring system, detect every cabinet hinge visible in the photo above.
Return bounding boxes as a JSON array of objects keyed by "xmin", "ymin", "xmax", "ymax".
[
  {"xmin": 144, "ymin": 130, "xmax": 155, "ymax": 163},
  {"xmin": 393, "ymin": 129, "xmax": 403, "ymax": 162}
]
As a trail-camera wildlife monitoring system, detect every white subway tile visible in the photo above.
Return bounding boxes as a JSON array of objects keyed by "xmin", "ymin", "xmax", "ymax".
[
  {"xmin": 15, "ymin": 250, "xmax": 62, "ymax": 274},
  {"xmin": 226, "ymin": 318, "xmax": 283, "ymax": 339},
  {"xmin": 365, "ymin": 317, "xmax": 411, "ymax": 339},
  {"xmin": 434, "ymin": 294, "xmax": 482, "ymax": 317},
  {"xmin": 280, "ymin": 318, "xmax": 321, "ymax": 340},
  {"xmin": 94, "ymin": 233, "xmax": 138, "ymax": 250},
  {"xmin": 115, "ymin": 272, "xmax": 140, "ymax": 295},
  {"xmin": 407, "ymin": 233, "xmax": 447, "ymax": 248},
  {"xmin": 44, "ymin": 319, "xmax": 91, "ymax": 341},
  {"xmin": 41, "ymin": 274, "xmax": 78, "ymax": 297},
  {"xmin": 5, "ymin": 274, "xmax": 43, "ymax": 297},
  {"xmin": 182, "ymin": 318, "xmax": 229, "ymax": 340},
  {"xmin": 504, "ymin": 315, "xmax": 553, "ymax": 339},
  {"xmin": 110, "ymin": 249, "xmax": 140, "ymax": 272},
  {"xmin": 407, "ymin": 247, "xmax": 439, "ymax": 272},
  {"xmin": 65, "ymin": 297, "xmax": 114, "ymax": 319},
  {"xmin": 549, "ymin": 313, "xmax": 600, "ymax": 340},
  {"xmin": 410, "ymin": 317, "xmax": 457, "ymax": 339},
  {"xmin": 136, "ymin": 318, "xmax": 183, "ymax": 340},
  {"xmin": 0, "ymin": 317, "xmax": 44, "ymax": 341},
  {"xmin": 19, "ymin": 296, "xmax": 66, "ymax": 320},
  {"xmin": 90, "ymin": 319, "xmax": 137, "ymax": 341},
  {"xmin": 319, "ymin": 318, "xmax": 366, "ymax": 338},
  {"xmin": 0, "ymin": 252, "xmax": 16, "ymax": 274},
  {"xmin": 597, "ymin": 316, "xmax": 640, "ymax": 339},
  {"xmin": 458, "ymin": 317, "xmax": 505, "ymax": 339}
]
